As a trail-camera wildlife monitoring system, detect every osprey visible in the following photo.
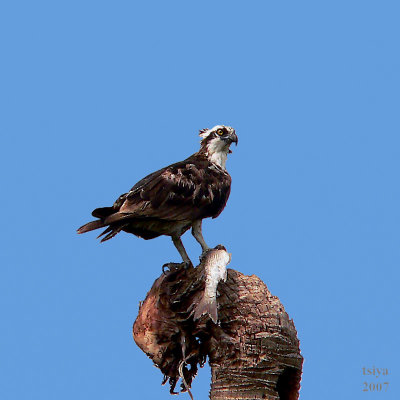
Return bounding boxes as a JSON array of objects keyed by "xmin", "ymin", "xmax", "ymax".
[{"xmin": 77, "ymin": 125, "xmax": 238, "ymax": 267}]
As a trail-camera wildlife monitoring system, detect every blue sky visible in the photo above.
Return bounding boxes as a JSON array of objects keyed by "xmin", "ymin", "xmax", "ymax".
[{"xmin": 1, "ymin": 1, "xmax": 399, "ymax": 399}]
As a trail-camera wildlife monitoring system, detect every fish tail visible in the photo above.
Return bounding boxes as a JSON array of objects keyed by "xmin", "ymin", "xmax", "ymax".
[{"xmin": 193, "ymin": 296, "xmax": 218, "ymax": 324}]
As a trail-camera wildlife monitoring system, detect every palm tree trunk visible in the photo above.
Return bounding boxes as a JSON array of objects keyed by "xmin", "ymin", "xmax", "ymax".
[{"xmin": 133, "ymin": 247, "xmax": 303, "ymax": 400}]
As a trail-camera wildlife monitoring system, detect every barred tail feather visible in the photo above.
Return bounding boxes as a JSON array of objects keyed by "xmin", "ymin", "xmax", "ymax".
[
  {"xmin": 77, "ymin": 220, "xmax": 104, "ymax": 234},
  {"xmin": 77, "ymin": 219, "xmax": 126, "ymax": 242},
  {"xmin": 99, "ymin": 224, "xmax": 127, "ymax": 242},
  {"xmin": 193, "ymin": 297, "xmax": 218, "ymax": 324}
]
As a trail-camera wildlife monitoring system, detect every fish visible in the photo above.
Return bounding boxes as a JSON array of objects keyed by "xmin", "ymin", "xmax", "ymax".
[{"xmin": 193, "ymin": 245, "xmax": 231, "ymax": 324}]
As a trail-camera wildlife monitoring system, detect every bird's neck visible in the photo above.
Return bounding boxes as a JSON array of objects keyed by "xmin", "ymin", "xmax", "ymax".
[
  {"xmin": 199, "ymin": 141, "xmax": 229, "ymax": 170},
  {"xmin": 208, "ymin": 150, "xmax": 228, "ymax": 169}
]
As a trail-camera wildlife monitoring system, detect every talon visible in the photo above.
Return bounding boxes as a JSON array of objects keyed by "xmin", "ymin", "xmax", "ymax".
[
  {"xmin": 162, "ymin": 263, "xmax": 180, "ymax": 274},
  {"xmin": 162, "ymin": 261, "xmax": 192, "ymax": 274}
]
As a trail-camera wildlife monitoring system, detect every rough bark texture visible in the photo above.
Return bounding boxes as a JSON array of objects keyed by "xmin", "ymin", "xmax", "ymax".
[{"xmin": 133, "ymin": 251, "xmax": 303, "ymax": 399}]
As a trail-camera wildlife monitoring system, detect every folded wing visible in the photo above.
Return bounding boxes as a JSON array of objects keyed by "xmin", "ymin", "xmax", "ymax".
[{"xmin": 78, "ymin": 156, "xmax": 231, "ymax": 241}]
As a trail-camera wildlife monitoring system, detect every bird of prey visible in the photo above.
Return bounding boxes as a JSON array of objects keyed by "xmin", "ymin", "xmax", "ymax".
[{"xmin": 77, "ymin": 125, "xmax": 238, "ymax": 267}]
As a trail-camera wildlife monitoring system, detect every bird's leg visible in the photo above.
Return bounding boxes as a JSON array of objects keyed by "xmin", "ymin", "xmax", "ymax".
[
  {"xmin": 162, "ymin": 236, "xmax": 193, "ymax": 273},
  {"xmin": 191, "ymin": 220, "xmax": 210, "ymax": 260},
  {"xmin": 172, "ymin": 236, "xmax": 192, "ymax": 264}
]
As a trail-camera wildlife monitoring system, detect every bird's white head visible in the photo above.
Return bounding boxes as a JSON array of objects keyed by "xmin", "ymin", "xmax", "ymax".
[{"xmin": 199, "ymin": 125, "xmax": 238, "ymax": 169}]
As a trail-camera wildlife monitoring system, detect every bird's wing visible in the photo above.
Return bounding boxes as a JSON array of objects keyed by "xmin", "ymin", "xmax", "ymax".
[{"xmin": 104, "ymin": 157, "xmax": 231, "ymax": 224}]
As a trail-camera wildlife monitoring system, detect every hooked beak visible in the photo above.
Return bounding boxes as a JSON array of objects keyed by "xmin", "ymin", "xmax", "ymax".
[
  {"xmin": 226, "ymin": 130, "xmax": 238, "ymax": 153},
  {"xmin": 227, "ymin": 130, "xmax": 238, "ymax": 146},
  {"xmin": 230, "ymin": 131, "xmax": 238, "ymax": 145}
]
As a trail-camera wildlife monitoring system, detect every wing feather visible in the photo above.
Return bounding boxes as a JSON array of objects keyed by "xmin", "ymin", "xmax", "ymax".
[{"xmin": 110, "ymin": 158, "xmax": 231, "ymax": 222}]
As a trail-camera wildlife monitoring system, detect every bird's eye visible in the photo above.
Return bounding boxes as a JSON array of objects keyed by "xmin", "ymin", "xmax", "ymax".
[{"xmin": 217, "ymin": 129, "xmax": 224, "ymax": 136}]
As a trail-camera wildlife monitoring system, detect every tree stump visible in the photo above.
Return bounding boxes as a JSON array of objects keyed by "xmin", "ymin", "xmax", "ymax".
[{"xmin": 133, "ymin": 247, "xmax": 303, "ymax": 400}]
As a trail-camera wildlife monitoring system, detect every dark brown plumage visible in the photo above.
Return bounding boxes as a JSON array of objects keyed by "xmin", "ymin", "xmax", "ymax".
[{"xmin": 77, "ymin": 125, "xmax": 238, "ymax": 266}]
